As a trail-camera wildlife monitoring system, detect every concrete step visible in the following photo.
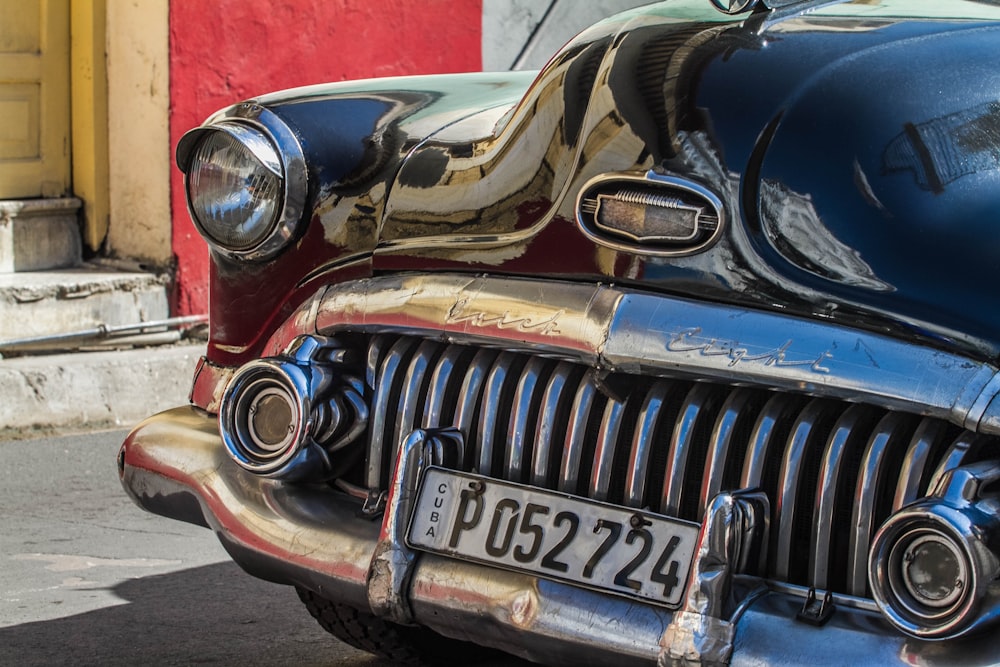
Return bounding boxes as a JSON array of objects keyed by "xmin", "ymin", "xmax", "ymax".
[
  {"xmin": 0, "ymin": 343, "xmax": 206, "ymax": 438},
  {"xmin": 0, "ymin": 198, "xmax": 82, "ymax": 272},
  {"xmin": 0, "ymin": 262, "xmax": 171, "ymax": 341}
]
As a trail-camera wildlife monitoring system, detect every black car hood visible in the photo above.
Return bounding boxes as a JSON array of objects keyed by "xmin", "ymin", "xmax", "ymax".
[{"xmin": 375, "ymin": 6, "xmax": 1000, "ymax": 360}]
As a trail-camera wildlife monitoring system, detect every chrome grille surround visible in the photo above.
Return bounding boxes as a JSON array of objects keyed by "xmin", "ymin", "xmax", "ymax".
[
  {"xmin": 358, "ymin": 332, "xmax": 994, "ymax": 598},
  {"xmin": 240, "ymin": 273, "xmax": 1000, "ymax": 600}
]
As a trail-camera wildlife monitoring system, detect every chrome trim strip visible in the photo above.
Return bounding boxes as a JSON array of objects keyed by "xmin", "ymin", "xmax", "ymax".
[
  {"xmin": 189, "ymin": 356, "xmax": 234, "ymax": 413},
  {"xmin": 255, "ymin": 274, "xmax": 1000, "ymax": 438}
]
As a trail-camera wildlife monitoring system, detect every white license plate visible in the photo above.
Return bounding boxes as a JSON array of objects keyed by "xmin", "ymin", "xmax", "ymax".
[{"xmin": 407, "ymin": 468, "xmax": 699, "ymax": 607}]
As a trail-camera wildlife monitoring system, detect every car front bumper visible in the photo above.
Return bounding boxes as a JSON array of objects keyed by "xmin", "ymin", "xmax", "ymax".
[{"xmin": 119, "ymin": 406, "xmax": 1000, "ymax": 666}]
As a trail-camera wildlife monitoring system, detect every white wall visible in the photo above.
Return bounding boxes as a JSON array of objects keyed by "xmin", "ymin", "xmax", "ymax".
[{"xmin": 482, "ymin": 0, "xmax": 655, "ymax": 71}]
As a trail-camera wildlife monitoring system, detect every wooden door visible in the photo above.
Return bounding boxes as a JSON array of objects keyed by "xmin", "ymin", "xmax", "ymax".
[{"xmin": 0, "ymin": 0, "xmax": 70, "ymax": 199}]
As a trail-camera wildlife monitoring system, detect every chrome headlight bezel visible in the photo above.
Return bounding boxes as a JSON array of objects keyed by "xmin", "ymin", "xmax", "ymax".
[{"xmin": 177, "ymin": 104, "xmax": 307, "ymax": 261}]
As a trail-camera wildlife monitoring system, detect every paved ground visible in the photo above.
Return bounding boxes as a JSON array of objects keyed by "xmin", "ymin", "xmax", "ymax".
[
  {"xmin": 0, "ymin": 429, "xmax": 419, "ymax": 666},
  {"xmin": 1, "ymin": 428, "xmax": 533, "ymax": 666}
]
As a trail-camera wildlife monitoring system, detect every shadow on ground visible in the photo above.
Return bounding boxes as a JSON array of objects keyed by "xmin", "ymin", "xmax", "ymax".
[{"xmin": 0, "ymin": 561, "xmax": 397, "ymax": 666}]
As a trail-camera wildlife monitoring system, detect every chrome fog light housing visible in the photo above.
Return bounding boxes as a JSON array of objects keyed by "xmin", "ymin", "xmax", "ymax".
[
  {"xmin": 177, "ymin": 106, "xmax": 307, "ymax": 261},
  {"xmin": 219, "ymin": 335, "xmax": 368, "ymax": 481},
  {"xmin": 869, "ymin": 461, "xmax": 1000, "ymax": 640}
]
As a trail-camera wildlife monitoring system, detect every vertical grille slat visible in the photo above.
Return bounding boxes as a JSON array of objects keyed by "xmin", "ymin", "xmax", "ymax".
[
  {"xmin": 698, "ymin": 389, "xmax": 756, "ymax": 518},
  {"xmin": 847, "ymin": 412, "xmax": 915, "ymax": 596},
  {"xmin": 422, "ymin": 346, "xmax": 471, "ymax": 428},
  {"xmin": 809, "ymin": 405, "xmax": 875, "ymax": 590},
  {"xmin": 739, "ymin": 394, "xmax": 807, "ymax": 490},
  {"xmin": 507, "ymin": 357, "xmax": 552, "ymax": 483},
  {"xmin": 560, "ymin": 378, "xmax": 602, "ymax": 495},
  {"xmin": 477, "ymin": 352, "xmax": 524, "ymax": 476},
  {"xmin": 625, "ymin": 381, "xmax": 673, "ymax": 508},
  {"xmin": 892, "ymin": 418, "xmax": 948, "ymax": 511},
  {"xmin": 774, "ymin": 399, "xmax": 839, "ymax": 582},
  {"xmin": 532, "ymin": 362, "xmax": 580, "ymax": 488},
  {"xmin": 928, "ymin": 432, "xmax": 981, "ymax": 492},
  {"xmin": 393, "ymin": 341, "xmax": 442, "ymax": 474},
  {"xmin": 590, "ymin": 397, "xmax": 627, "ymax": 502},
  {"xmin": 366, "ymin": 337, "xmax": 419, "ymax": 490},
  {"xmin": 661, "ymin": 384, "xmax": 717, "ymax": 518},
  {"xmin": 362, "ymin": 334, "xmax": 998, "ymax": 600},
  {"xmin": 453, "ymin": 348, "xmax": 499, "ymax": 470}
]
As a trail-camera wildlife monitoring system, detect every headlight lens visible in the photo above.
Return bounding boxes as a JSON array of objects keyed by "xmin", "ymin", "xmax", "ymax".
[{"xmin": 186, "ymin": 125, "xmax": 283, "ymax": 251}]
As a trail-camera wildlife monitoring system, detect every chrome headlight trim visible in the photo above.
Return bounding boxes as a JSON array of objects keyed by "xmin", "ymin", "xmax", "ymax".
[{"xmin": 177, "ymin": 104, "xmax": 307, "ymax": 261}]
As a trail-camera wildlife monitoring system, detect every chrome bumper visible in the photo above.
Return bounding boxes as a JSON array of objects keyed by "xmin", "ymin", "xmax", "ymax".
[{"xmin": 119, "ymin": 406, "xmax": 1000, "ymax": 666}]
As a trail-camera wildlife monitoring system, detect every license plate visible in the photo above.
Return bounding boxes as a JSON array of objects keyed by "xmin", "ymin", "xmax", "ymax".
[{"xmin": 406, "ymin": 468, "xmax": 699, "ymax": 607}]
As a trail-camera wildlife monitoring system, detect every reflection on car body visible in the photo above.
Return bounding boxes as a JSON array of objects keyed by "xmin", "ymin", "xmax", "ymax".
[{"xmin": 119, "ymin": 1, "xmax": 1000, "ymax": 664}]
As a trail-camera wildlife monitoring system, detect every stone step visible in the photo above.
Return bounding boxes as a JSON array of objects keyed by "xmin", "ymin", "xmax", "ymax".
[
  {"xmin": 0, "ymin": 262, "xmax": 172, "ymax": 342},
  {"xmin": 0, "ymin": 198, "xmax": 82, "ymax": 272}
]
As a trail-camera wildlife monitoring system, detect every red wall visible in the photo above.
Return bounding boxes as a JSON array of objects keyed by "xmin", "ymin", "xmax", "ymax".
[{"xmin": 169, "ymin": 0, "xmax": 483, "ymax": 315}]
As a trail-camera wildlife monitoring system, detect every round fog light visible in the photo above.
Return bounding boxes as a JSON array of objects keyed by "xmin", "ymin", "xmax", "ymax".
[
  {"xmin": 217, "ymin": 335, "xmax": 370, "ymax": 482},
  {"xmin": 245, "ymin": 385, "xmax": 298, "ymax": 455},
  {"xmin": 222, "ymin": 363, "xmax": 310, "ymax": 474},
  {"xmin": 869, "ymin": 507, "xmax": 986, "ymax": 639},
  {"xmin": 896, "ymin": 533, "xmax": 967, "ymax": 610}
]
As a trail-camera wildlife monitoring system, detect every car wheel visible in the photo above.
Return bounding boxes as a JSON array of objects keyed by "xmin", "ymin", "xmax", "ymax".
[{"xmin": 295, "ymin": 586, "xmax": 497, "ymax": 665}]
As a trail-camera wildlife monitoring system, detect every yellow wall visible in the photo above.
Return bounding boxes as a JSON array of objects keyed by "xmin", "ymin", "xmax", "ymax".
[
  {"xmin": 105, "ymin": 0, "xmax": 171, "ymax": 264},
  {"xmin": 70, "ymin": 0, "xmax": 108, "ymax": 250}
]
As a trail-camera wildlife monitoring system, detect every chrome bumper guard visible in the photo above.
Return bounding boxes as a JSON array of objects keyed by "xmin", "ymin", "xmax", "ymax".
[{"xmin": 120, "ymin": 406, "xmax": 1000, "ymax": 666}]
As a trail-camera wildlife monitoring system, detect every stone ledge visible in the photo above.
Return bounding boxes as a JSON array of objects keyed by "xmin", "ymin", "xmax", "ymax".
[
  {"xmin": 0, "ymin": 197, "xmax": 82, "ymax": 272},
  {"xmin": 0, "ymin": 264, "xmax": 172, "ymax": 340},
  {"xmin": 0, "ymin": 343, "xmax": 205, "ymax": 439}
]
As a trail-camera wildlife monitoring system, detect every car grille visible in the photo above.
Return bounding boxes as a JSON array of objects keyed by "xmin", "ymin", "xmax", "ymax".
[{"xmin": 362, "ymin": 333, "xmax": 996, "ymax": 599}]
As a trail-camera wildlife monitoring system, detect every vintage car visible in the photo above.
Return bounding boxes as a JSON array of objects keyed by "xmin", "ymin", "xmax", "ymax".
[{"xmin": 119, "ymin": 0, "xmax": 1000, "ymax": 664}]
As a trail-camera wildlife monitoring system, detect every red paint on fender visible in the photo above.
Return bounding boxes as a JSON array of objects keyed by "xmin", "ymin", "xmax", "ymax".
[{"xmin": 169, "ymin": 0, "xmax": 483, "ymax": 315}]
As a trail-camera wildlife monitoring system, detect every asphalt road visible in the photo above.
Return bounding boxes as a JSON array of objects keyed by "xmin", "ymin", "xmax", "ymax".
[{"xmin": 0, "ymin": 429, "xmax": 529, "ymax": 666}]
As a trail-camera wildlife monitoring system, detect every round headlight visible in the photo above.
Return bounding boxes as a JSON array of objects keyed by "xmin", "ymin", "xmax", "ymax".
[
  {"xmin": 186, "ymin": 125, "xmax": 283, "ymax": 251},
  {"xmin": 178, "ymin": 106, "xmax": 307, "ymax": 261}
]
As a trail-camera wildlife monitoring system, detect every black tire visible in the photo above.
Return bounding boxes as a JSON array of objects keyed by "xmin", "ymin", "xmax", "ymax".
[{"xmin": 295, "ymin": 586, "xmax": 497, "ymax": 665}]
